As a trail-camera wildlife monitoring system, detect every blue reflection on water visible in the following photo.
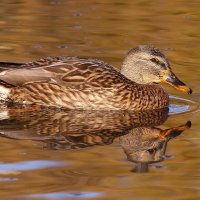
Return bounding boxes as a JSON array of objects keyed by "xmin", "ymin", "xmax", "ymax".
[
  {"xmin": 0, "ymin": 160, "xmax": 68, "ymax": 173},
  {"xmin": 169, "ymin": 104, "xmax": 190, "ymax": 114},
  {"xmin": 24, "ymin": 192, "xmax": 102, "ymax": 199},
  {"xmin": 0, "ymin": 177, "xmax": 17, "ymax": 181},
  {"xmin": 169, "ymin": 95, "xmax": 198, "ymax": 115}
]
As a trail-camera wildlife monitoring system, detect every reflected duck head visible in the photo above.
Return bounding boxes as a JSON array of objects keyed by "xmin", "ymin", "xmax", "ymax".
[
  {"xmin": 121, "ymin": 45, "xmax": 192, "ymax": 94},
  {"xmin": 119, "ymin": 120, "xmax": 192, "ymax": 172}
]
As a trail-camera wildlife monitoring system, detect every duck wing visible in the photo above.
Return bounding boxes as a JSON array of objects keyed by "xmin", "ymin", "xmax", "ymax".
[
  {"xmin": 0, "ymin": 58, "xmax": 62, "ymax": 87},
  {"xmin": 0, "ymin": 57, "xmax": 129, "ymax": 89}
]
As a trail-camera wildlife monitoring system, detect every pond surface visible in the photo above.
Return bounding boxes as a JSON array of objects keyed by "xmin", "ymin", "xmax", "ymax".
[{"xmin": 0, "ymin": 1, "xmax": 199, "ymax": 200}]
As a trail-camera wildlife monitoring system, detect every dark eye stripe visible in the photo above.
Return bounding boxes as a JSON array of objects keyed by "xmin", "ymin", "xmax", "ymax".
[
  {"xmin": 150, "ymin": 58, "xmax": 166, "ymax": 69},
  {"xmin": 150, "ymin": 58, "xmax": 159, "ymax": 64}
]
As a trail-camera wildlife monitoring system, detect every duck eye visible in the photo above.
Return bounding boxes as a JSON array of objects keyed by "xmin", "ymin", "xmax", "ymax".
[
  {"xmin": 161, "ymin": 63, "xmax": 166, "ymax": 68},
  {"xmin": 148, "ymin": 149, "xmax": 155, "ymax": 154},
  {"xmin": 150, "ymin": 58, "xmax": 166, "ymax": 69},
  {"xmin": 150, "ymin": 58, "xmax": 160, "ymax": 64}
]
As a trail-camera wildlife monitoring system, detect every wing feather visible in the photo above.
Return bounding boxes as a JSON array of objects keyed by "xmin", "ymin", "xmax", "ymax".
[{"xmin": 0, "ymin": 57, "xmax": 128, "ymax": 90}]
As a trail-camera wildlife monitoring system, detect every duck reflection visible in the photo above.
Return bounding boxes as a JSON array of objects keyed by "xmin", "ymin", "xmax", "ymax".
[
  {"xmin": 0, "ymin": 105, "xmax": 191, "ymax": 173},
  {"xmin": 0, "ymin": 106, "xmax": 168, "ymax": 149},
  {"xmin": 119, "ymin": 121, "xmax": 191, "ymax": 173}
]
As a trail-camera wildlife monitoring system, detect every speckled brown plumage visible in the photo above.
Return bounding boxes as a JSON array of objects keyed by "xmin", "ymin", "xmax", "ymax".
[{"xmin": 0, "ymin": 56, "xmax": 169, "ymax": 110}]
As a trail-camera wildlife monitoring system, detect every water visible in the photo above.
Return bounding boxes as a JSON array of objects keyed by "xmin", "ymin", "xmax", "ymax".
[{"xmin": 0, "ymin": 1, "xmax": 199, "ymax": 200}]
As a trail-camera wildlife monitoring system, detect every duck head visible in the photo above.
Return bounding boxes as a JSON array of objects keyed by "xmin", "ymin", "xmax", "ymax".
[{"xmin": 121, "ymin": 45, "xmax": 192, "ymax": 94}]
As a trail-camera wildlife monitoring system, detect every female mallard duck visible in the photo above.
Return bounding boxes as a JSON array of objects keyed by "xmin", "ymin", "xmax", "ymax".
[{"xmin": 0, "ymin": 45, "xmax": 192, "ymax": 110}]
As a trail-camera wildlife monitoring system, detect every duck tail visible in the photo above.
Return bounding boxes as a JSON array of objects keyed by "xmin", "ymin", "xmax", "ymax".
[
  {"xmin": 0, "ymin": 61, "xmax": 21, "ymax": 87},
  {"xmin": 0, "ymin": 77, "xmax": 16, "ymax": 101},
  {"xmin": 0, "ymin": 61, "xmax": 23, "ymax": 68},
  {"xmin": 0, "ymin": 79, "xmax": 15, "ymax": 88},
  {"xmin": 0, "ymin": 61, "xmax": 23, "ymax": 100},
  {"xmin": 0, "ymin": 80, "xmax": 12, "ymax": 100},
  {"xmin": 0, "ymin": 61, "xmax": 23, "ymax": 73}
]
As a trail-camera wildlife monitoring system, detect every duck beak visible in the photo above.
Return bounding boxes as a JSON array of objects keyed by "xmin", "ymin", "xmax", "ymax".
[
  {"xmin": 160, "ymin": 121, "xmax": 192, "ymax": 139},
  {"xmin": 162, "ymin": 70, "xmax": 192, "ymax": 94}
]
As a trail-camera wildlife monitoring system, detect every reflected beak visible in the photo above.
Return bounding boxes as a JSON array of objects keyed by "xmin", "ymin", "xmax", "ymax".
[
  {"xmin": 160, "ymin": 121, "xmax": 192, "ymax": 139},
  {"xmin": 162, "ymin": 70, "xmax": 192, "ymax": 94}
]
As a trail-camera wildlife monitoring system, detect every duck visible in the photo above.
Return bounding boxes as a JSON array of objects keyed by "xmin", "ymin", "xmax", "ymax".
[{"xmin": 0, "ymin": 45, "xmax": 192, "ymax": 110}]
